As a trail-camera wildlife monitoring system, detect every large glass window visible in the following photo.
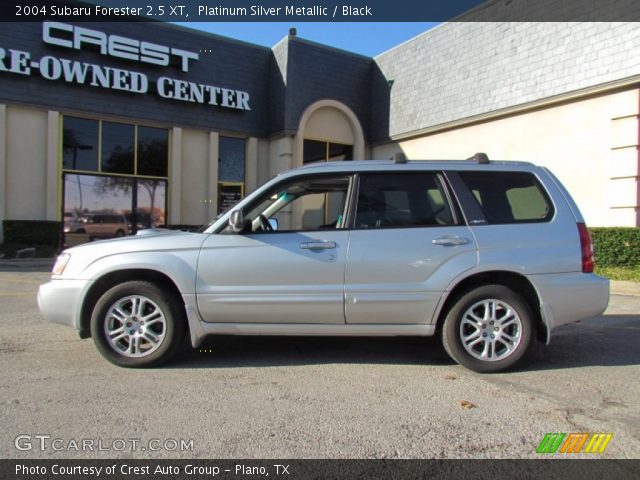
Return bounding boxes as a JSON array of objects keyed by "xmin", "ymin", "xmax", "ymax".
[
  {"xmin": 62, "ymin": 116, "xmax": 169, "ymax": 247},
  {"xmin": 138, "ymin": 127, "xmax": 169, "ymax": 177},
  {"xmin": 303, "ymin": 139, "xmax": 353, "ymax": 164},
  {"xmin": 62, "ymin": 117, "xmax": 99, "ymax": 171},
  {"xmin": 101, "ymin": 121, "xmax": 134, "ymax": 174},
  {"xmin": 63, "ymin": 117, "xmax": 168, "ymax": 177},
  {"xmin": 135, "ymin": 179, "xmax": 167, "ymax": 229},
  {"xmin": 219, "ymin": 137, "xmax": 246, "ymax": 182},
  {"xmin": 63, "ymin": 174, "xmax": 167, "ymax": 247},
  {"xmin": 218, "ymin": 137, "xmax": 246, "ymax": 214},
  {"xmin": 63, "ymin": 174, "xmax": 133, "ymax": 245}
]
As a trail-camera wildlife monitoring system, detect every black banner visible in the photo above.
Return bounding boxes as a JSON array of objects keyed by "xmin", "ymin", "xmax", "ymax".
[
  {"xmin": 3, "ymin": 459, "xmax": 640, "ymax": 480},
  {"xmin": 3, "ymin": 0, "xmax": 640, "ymax": 22}
]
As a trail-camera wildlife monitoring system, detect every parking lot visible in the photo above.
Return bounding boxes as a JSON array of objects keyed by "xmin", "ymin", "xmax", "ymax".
[{"xmin": 1, "ymin": 266, "xmax": 639, "ymax": 459}]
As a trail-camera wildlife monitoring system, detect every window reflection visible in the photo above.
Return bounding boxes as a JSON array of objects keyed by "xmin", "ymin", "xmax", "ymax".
[
  {"xmin": 101, "ymin": 122, "xmax": 134, "ymax": 174},
  {"xmin": 302, "ymin": 139, "xmax": 327, "ymax": 163},
  {"xmin": 63, "ymin": 174, "xmax": 132, "ymax": 246},
  {"xmin": 63, "ymin": 117, "xmax": 99, "ymax": 171},
  {"xmin": 63, "ymin": 174, "xmax": 167, "ymax": 247},
  {"xmin": 303, "ymin": 139, "xmax": 353, "ymax": 164},
  {"xmin": 138, "ymin": 127, "xmax": 168, "ymax": 177},
  {"xmin": 62, "ymin": 117, "xmax": 170, "ymax": 247},
  {"xmin": 135, "ymin": 180, "xmax": 167, "ymax": 229}
]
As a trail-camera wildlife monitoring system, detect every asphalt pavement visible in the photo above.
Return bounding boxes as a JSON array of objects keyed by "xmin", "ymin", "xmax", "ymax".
[{"xmin": 1, "ymin": 267, "xmax": 638, "ymax": 459}]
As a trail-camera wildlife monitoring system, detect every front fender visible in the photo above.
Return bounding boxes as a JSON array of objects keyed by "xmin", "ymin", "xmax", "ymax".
[{"xmin": 80, "ymin": 250, "xmax": 200, "ymax": 294}]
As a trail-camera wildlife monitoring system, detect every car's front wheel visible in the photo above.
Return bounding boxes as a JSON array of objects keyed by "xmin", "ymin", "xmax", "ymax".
[
  {"xmin": 442, "ymin": 285, "xmax": 534, "ymax": 373},
  {"xmin": 90, "ymin": 281, "xmax": 185, "ymax": 368}
]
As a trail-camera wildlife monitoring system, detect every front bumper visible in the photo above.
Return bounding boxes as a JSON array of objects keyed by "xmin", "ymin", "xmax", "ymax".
[{"xmin": 37, "ymin": 279, "xmax": 92, "ymax": 331}]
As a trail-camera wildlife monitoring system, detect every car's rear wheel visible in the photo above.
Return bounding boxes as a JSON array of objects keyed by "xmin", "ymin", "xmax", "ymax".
[
  {"xmin": 90, "ymin": 281, "xmax": 185, "ymax": 368},
  {"xmin": 442, "ymin": 285, "xmax": 533, "ymax": 373}
]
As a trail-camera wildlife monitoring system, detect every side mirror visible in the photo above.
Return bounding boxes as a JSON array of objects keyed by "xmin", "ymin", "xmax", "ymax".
[
  {"xmin": 268, "ymin": 218, "xmax": 279, "ymax": 231},
  {"xmin": 229, "ymin": 210, "xmax": 244, "ymax": 233}
]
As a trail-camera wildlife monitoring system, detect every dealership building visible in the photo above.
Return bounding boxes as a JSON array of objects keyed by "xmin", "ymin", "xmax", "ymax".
[{"xmin": 0, "ymin": 19, "xmax": 638, "ymax": 244}]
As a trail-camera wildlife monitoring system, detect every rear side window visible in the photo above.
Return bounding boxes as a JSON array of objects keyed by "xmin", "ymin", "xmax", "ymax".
[
  {"xmin": 458, "ymin": 171, "xmax": 553, "ymax": 224},
  {"xmin": 355, "ymin": 173, "xmax": 455, "ymax": 228}
]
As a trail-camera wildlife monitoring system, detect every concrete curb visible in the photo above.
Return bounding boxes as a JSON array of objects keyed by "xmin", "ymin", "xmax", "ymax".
[{"xmin": 610, "ymin": 280, "xmax": 640, "ymax": 297}]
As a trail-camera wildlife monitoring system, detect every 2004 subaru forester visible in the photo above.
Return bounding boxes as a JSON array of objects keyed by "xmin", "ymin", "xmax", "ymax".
[{"xmin": 38, "ymin": 155, "xmax": 610, "ymax": 372}]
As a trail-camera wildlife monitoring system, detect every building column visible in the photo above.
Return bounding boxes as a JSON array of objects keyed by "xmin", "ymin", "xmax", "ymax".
[
  {"xmin": 257, "ymin": 139, "xmax": 270, "ymax": 186},
  {"xmin": 169, "ymin": 127, "xmax": 182, "ymax": 225},
  {"xmin": 245, "ymin": 137, "xmax": 258, "ymax": 194},
  {"xmin": 608, "ymin": 88, "xmax": 640, "ymax": 226},
  {"xmin": 269, "ymin": 136, "xmax": 294, "ymax": 177},
  {"xmin": 0, "ymin": 105, "xmax": 5, "ymax": 243},
  {"xmin": 268, "ymin": 136, "xmax": 294, "ymax": 229},
  {"xmin": 46, "ymin": 111, "xmax": 59, "ymax": 221},
  {"xmin": 207, "ymin": 131, "xmax": 219, "ymax": 221}
]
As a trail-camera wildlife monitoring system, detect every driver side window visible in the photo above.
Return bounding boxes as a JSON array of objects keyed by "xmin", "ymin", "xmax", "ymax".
[{"xmin": 244, "ymin": 176, "xmax": 350, "ymax": 233}]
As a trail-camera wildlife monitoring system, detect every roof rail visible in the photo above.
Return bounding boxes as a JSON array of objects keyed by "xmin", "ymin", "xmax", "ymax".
[
  {"xmin": 467, "ymin": 152, "xmax": 489, "ymax": 164},
  {"xmin": 393, "ymin": 152, "xmax": 407, "ymax": 164}
]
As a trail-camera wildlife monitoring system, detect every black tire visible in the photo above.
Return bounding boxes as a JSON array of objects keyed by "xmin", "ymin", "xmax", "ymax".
[
  {"xmin": 442, "ymin": 285, "xmax": 533, "ymax": 373},
  {"xmin": 115, "ymin": 229, "xmax": 125, "ymax": 237},
  {"xmin": 90, "ymin": 281, "xmax": 185, "ymax": 368}
]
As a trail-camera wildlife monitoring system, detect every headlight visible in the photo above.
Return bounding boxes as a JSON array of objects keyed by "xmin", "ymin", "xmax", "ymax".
[{"xmin": 52, "ymin": 253, "xmax": 71, "ymax": 275}]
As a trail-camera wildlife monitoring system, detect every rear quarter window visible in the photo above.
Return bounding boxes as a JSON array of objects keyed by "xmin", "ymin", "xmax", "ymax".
[{"xmin": 458, "ymin": 171, "xmax": 553, "ymax": 224}]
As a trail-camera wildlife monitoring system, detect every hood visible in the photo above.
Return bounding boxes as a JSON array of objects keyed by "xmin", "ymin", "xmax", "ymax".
[
  {"xmin": 65, "ymin": 229, "xmax": 207, "ymax": 256},
  {"xmin": 58, "ymin": 230, "xmax": 209, "ymax": 279}
]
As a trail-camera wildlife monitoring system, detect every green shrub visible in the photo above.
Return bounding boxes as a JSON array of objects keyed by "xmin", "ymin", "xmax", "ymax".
[
  {"xmin": 595, "ymin": 266, "xmax": 640, "ymax": 282},
  {"xmin": 1, "ymin": 220, "xmax": 62, "ymax": 258},
  {"xmin": 590, "ymin": 227, "xmax": 640, "ymax": 268},
  {"xmin": 0, "ymin": 243, "xmax": 58, "ymax": 259}
]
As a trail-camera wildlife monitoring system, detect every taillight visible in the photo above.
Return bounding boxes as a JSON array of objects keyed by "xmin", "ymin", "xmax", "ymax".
[{"xmin": 577, "ymin": 222, "xmax": 594, "ymax": 273}]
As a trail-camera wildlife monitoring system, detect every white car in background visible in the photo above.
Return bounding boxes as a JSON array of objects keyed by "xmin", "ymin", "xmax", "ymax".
[{"xmin": 67, "ymin": 213, "xmax": 129, "ymax": 239}]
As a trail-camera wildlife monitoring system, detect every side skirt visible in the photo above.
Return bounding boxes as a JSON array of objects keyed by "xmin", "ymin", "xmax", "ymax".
[{"xmin": 184, "ymin": 303, "xmax": 436, "ymax": 348}]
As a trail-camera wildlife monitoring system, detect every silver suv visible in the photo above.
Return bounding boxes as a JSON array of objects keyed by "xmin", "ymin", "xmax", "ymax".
[{"xmin": 38, "ymin": 156, "xmax": 609, "ymax": 372}]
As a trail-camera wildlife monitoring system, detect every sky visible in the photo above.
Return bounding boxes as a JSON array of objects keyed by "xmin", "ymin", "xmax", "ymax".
[{"xmin": 174, "ymin": 22, "xmax": 439, "ymax": 57}]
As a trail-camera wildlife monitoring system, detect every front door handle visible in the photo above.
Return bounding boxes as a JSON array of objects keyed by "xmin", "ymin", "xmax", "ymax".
[
  {"xmin": 432, "ymin": 236, "xmax": 469, "ymax": 246},
  {"xmin": 300, "ymin": 241, "xmax": 337, "ymax": 250}
]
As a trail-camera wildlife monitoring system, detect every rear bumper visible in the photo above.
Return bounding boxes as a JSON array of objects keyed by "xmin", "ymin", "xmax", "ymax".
[
  {"xmin": 37, "ymin": 279, "xmax": 92, "ymax": 331},
  {"xmin": 529, "ymin": 272, "xmax": 609, "ymax": 339}
]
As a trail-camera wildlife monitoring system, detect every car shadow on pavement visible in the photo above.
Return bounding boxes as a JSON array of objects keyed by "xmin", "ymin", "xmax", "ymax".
[
  {"xmin": 170, "ymin": 313, "xmax": 640, "ymax": 370},
  {"xmin": 522, "ymin": 314, "xmax": 640, "ymax": 371},
  {"xmin": 171, "ymin": 335, "xmax": 455, "ymax": 369}
]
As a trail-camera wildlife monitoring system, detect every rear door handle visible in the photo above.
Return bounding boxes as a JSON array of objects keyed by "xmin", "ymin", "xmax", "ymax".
[
  {"xmin": 432, "ymin": 236, "xmax": 469, "ymax": 246},
  {"xmin": 300, "ymin": 241, "xmax": 337, "ymax": 250}
]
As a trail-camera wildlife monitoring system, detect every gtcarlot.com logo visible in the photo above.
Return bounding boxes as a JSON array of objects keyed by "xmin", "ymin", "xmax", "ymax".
[
  {"xmin": 536, "ymin": 432, "xmax": 613, "ymax": 454},
  {"xmin": 14, "ymin": 434, "xmax": 194, "ymax": 452}
]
